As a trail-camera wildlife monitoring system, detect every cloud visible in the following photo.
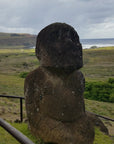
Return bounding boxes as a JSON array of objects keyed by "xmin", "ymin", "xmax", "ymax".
[
  {"xmin": 86, "ymin": 20, "xmax": 114, "ymax": 38},
  {"xmin": 0, "ymin": 26, "xmax": 35, "ymax": 34},
  {"xmin": 0, "ymin": 0, "xmax": 114, "ymax": 38}
]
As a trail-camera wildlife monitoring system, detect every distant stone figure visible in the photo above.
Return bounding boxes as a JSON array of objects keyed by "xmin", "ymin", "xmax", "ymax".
[{"xmin": 24, "ymin": 23, "xmax": 95, "ymax": 144}]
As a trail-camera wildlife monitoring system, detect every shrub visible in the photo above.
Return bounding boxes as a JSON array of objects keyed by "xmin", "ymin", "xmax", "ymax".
[
  {"xmin": 109, "ymin": 92, "xmax": 114, "ymax": 102},
  {"xmin": 19, "ymin": 72, "xmax": 29, "ymax": 78},
  {"xmin": 84, "ymin": 78, "xmax": 114, "ymax": 103},
  {"xmin": 108, "ymin": 77, "xmax": 114, "ymax": 84}
]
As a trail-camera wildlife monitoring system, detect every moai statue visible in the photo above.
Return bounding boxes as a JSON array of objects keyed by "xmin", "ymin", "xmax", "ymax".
[{"xmin": 24, "ymin": 23, "xmax": 95, "ymax": 144}]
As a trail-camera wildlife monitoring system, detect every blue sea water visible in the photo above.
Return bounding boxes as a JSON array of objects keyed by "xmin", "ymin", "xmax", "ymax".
[{"xmin": 80, "ymin": 38, "xmax": 114, "ymax": 49}]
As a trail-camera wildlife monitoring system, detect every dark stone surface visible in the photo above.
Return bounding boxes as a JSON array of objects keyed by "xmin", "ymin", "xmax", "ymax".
[
  {"xmin": 25, "ymin": 23, "xmax": 95, "ymax": 144},
  {"xmin": 36, "ymin": 23, "xmax": 83, "ymax": 70},
  {"xmin": 25, "ymin": 67, "xmax": 95, "ymax": 143},
  {"xmin": 86, "ymin": 112, "xmax": 109, "ymax": 135},
  {"xmin": 25, "ymin": 67, "xmax": 85, "ymax": 122}
]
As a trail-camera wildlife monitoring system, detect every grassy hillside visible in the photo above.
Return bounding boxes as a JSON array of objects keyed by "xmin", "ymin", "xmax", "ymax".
[
  {"xmin": 0, "ymin": 47, "xmax": 113, "ymax": 78},
  {"xmin": 0, "ymin": 47, "xmax": 114, "ymax": 143},
  {"xmin": 0, "ymin": 49, "xmax": 38, "ymax": 75},
  {"xmin": 0, "ymin": 47, "xmax": 113, "ymax": 95},
  {"xmin": 0, "ymin": 32, "xmax": 36, "ymax": 49},
  {"xmin": 81, "ymin": 47, "xmax": 114, "ymax": 81}
]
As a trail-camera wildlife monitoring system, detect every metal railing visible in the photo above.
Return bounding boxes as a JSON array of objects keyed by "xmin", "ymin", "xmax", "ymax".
[
  {"xmin": 86, "ymin": 111, "xmax": 114, "ymax": 122},
  {"xmin": 0, "ymin": 95, "xmax": 25, "ymax": 122},
  {"xmin": 0, "ymin": 94, "xmax": 114, "ymax": 122},
  {"xmin": 0, "ymin": 118, "xmax": 35, "ymax": 144},
  {"xmin": 0, "ymin": 94, "xmax": 114, "ymax": 144}
]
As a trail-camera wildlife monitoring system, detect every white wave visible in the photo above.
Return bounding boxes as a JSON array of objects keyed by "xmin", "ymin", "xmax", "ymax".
[{"xmin": 82, "ymin": 44, "xmax": 114, "ymax": 49}]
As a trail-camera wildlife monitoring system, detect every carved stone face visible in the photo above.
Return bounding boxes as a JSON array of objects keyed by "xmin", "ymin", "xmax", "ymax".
[{"xmin": 36, "ymin": 23, "xmax": 83, "ymax": 70}]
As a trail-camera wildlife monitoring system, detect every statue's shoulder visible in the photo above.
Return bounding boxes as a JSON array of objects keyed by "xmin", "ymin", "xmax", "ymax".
[
  {"xmin": 69, "ymin": 70, "xmax": 85, "ymax": 80},
  {"xmin": 24, "ymin": 67, "xmax": 46, "ymax": 86}
]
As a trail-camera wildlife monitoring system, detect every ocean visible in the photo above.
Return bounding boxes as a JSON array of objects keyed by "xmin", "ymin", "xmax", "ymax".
[
  {"xmin": 31, "ymin": 38, "xmax": 114, "ymax": 49},
  {"xmin": 80, "ymin": 38, "xmax": 114, "ymax": 49}
]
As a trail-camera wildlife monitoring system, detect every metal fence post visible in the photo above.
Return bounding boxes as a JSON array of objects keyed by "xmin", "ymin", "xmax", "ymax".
[{"xmin": 20, "ymin": 98, "xmax": 23, "ymax": 122}]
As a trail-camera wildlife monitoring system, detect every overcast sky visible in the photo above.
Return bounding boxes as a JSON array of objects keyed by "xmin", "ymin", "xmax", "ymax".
[{"xmin": 0, "ymin": 0, "xmax": 114, "ymax": 39}]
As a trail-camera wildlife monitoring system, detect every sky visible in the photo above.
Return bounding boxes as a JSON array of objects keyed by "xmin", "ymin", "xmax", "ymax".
[{"xmin": 0, "ymin": 0, "xmax": 114, "ymax": 39}]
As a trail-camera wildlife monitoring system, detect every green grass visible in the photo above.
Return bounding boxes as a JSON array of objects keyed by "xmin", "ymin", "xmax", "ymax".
[
  {"xmin": 0, "ymin": 49, "xmax": 39, "ymax": 96},
  {"xmin": 0, "ymin": 123, "xmax": 113, "ymax": 144},
  {"xmin": 0, "ymin": 47, "xmax": 113, "ymax": 95},
  {"xmin": 0, "ymin": 123, "xmax": 41, "ymax": 144},
  {"xmin": 0, "ymin": 47, "xmax": 114, "ymax": 119},
  {"xmin": 88, "ymin": 46, "xmax": 114, "ymax": 50},
  {"xmin": 81, "ymin": 47, "xmax": 114, "ymax": 81},
  {"xmin": 0, "ymin": 47, "xmax": 114, "ymax": 143},
  {"xmin": 0, "ymin": 45, "xmax": 26, "ymax": 49},
  {"xmin": 85, "ymin": 99, "xmax": 114, "ymax": 119},
  {"xmin": 0, "ymin": 49, "xmax": 39, "ymax": 75},
  {"xmin": 0, "ymin": 74, "xmax": 24, "ymax": 96},
  {"xmin": 0, "ymin": 47, "xmax": 113, "ymax": 81},
  {"xmin": 93, "ymin": 127, "xmax": 113, "ymax": 144},
  {"xmin": 0, "ymin": 48, "xmax": 35, "ymax": 53}
]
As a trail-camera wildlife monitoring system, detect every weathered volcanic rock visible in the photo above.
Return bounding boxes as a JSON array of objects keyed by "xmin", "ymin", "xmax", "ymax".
[
  {"xmin": 25, "ymin": 23, "xmax": 95, "ymax": 144},
  {"xmin": 24, "ymin": 67, "xmax": 94, "ymax": 144},
  {"xmin": 36, "ymin": 23, "xmax": 83, "ymax": 70},
  {"xmin": 86, "ymin": 111, "xmax": 109, "ymax": 135},
  {"xmin": 25, "ymin": 67, "xmax": 85, "ymax": 122}
]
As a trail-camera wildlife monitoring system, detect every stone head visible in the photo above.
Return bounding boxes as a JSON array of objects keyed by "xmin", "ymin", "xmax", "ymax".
[{"xmin": 36, "ymin": 22, "xmax": 83, "ymax": 70}]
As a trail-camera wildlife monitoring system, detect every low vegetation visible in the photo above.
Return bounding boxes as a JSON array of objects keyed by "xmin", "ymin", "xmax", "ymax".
[
  {"xmin": 81, "ymin": 46, "xmax": 114, "ymax": 81},
  {"xmin": 0, "ymin": 123, "xmax": 113, "ymax": 144},
  {"xmin": 19, "ymin": 72, "xmax": 29, "ymax": 78},
  {"xmin": 0, "ymin": 74, "xmax": 24, "ymax": 96},
  {"xmin": 84, "ymin": 78, "xmax": 114, "ymax": 103},
  {"xmin": 0, "ymin": 123, "xmax": 40, "ymax": 144},
  {"xmin": 0, "ymin": 47, "xmax": 114, "ymax": 143},
  {"xmin": 85, "ymin": 99, "xmax": 114, "ymax": 119},
  {"xmin": 93, "ymin": 127, "xmax": 113, "ymax": 144}
]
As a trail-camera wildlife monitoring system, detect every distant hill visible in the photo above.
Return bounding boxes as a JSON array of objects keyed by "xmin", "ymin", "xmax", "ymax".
[{"xmin": 0, "ymin": 32, "xmax": 36, "ymax": 49}]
